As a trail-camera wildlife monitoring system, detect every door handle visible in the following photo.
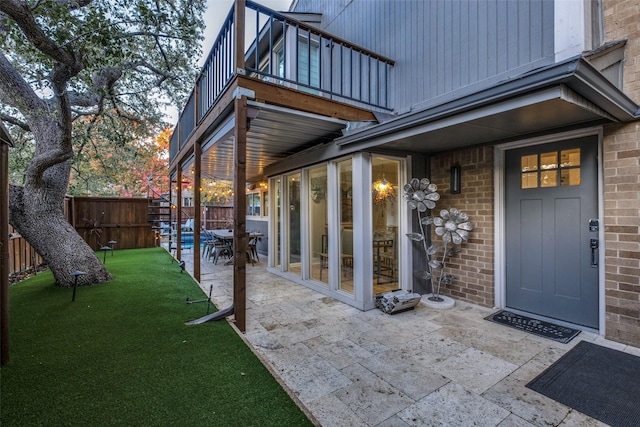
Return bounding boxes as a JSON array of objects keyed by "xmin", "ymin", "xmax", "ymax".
[{"xmin": 590, "ymin": 239, "xmax": 599, "ymax": 268}]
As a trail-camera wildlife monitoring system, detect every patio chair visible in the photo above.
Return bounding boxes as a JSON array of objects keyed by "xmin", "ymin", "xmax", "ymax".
[
  {"xmin": 209, "ymin": 236, "xmax": 233, "ymax": 265},
  {"xmin": 181, "ymin": 218, "xmax": 194, "ymax": 231},
  {"xmin": 201, "ymin": 229, "xmax": 216, "ymax": 259},
  {"xmin": 248, "ymin": 234, "xmax": 260, "ymax": 262}
]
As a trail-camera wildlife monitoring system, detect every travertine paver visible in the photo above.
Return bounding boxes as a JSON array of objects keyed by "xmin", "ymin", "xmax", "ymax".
[
  {"xmin": 175, "ymin": 255, "xmax": 638, "ymax": 427},
  {"xmin": 335, "ymin": 363, "xmax": 416, "ymax": 426},
  {"xmin": 398, "ymin": 382, "xmax": 511, "ymax": 426},
  {"xmin": 433, "ymin": 347, "xmax": 518, "ymax": 394}
]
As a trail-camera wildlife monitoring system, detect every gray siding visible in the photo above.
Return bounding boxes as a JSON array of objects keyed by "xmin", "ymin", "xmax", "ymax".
[{"xmin": 293, "ymin": 0, "xmax": 556, "ymax": 113}]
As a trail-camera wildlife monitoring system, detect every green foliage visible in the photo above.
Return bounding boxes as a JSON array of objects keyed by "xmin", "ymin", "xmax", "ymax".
[
  {"xmin": 2, "ymin": 0, "xmax": 206, "ymax": 109},
  {"xmin": 1, "ymin": 248, "xmax": 312, "ymax": 427},
  {"xmin": 2, "ymin": 0, "xmax": 204, "ymax": 195}
]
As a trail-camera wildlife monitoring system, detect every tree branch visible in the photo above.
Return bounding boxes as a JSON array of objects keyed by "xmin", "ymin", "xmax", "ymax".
[
  {"xmin": 0, "ymin": 51, "xmax": 47, "ymax": 120},
  {"xmin": 0, "ymin": 0, "xmax": 83, "ymax": 73},
  {"xmin": 65, "ymin": 66, "xmax": 122, "ymax": 107},
  {"xmin": 0, "ymin": 112, "xmax": 30, "ymax": 131},
  {"xmin": 25, "ymin": 146, "xmax": 74, "ymax": 186},
  {"xmin": 52, "ymin": 0, "xmax": 93, "ymax": 10}
]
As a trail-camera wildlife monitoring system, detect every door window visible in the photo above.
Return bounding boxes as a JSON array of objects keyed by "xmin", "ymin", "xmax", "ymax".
[{"xmin": 520, "ymin": 149, "xmax": 581, "ymax": 189}]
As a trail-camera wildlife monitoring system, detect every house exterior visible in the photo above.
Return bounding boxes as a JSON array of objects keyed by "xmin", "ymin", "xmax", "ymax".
[{"xmin": 169, "ymin": 0, "xmax": 640, "ymax": 347}]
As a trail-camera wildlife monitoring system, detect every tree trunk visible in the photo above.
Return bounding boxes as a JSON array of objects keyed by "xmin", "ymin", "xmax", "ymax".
[{"xmin": 9, "ymin": 168, "xmax": 112, "ymax": 288}]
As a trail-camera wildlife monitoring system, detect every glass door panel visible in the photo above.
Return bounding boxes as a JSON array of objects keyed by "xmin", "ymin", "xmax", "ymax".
[
  {"xmin": 287, "ymin": 173, "xmax": 301, "ymax": 276},
  {"xmin": 338, "ymin": 159, "xmax": 354, "ymax": 294},
  {"xmin": 270, "ymin": 177, "xmax": 281, "ymax": 269},
  {"xmin": 371, "ymin": 157, "xmax": 400, "ymax": 294},
  {"xmin": 308, "ymin": 165, "xmax": 328, "ymax": 284}
]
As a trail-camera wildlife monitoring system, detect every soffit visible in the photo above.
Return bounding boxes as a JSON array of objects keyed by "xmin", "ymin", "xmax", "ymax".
[
  {"xmin": 198, "ymin": 101, "xmax": 347, "ymax": 182},
  {"xmin": 353, "ymin": 86, "xmax": 611, "ymax": 153}
]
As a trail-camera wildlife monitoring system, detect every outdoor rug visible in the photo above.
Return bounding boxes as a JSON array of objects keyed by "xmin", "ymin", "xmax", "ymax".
[
  {"xmin": 484, "ymin": 310, "xmax": 580, "ymax": 343},
  {"xmin": 527, "ymin": 341, "xmax": 640, "ymax": 427}
]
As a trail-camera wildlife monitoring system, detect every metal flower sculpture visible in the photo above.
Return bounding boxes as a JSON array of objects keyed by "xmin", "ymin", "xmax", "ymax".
[
  {"xmin": 404, "ymin": 178, "xmax": 473, "ymax": 302},
  {"xmin": 434, "ymin": 208, "xmax": 473, "ymax": 244},
  {"xmin": 403, "ymin": 178, "xmax": 440, "ymax": 211}
]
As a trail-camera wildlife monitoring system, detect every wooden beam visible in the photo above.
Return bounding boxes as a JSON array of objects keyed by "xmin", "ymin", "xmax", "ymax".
[{"xmin": 237, "ymin": 76, "xmax": 377, "ymax": 122}]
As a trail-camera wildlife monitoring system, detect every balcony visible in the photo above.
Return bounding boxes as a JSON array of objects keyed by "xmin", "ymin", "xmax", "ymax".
[{"xmin": 169, "ymin": 0, "xmax": 395, "ymax": 180}]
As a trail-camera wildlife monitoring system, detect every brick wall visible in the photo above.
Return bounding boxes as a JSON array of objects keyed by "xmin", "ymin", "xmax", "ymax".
[
  {"xmin": 602, "ymin": 0, "xmax": 640, "ymax": 346},
  {"xmin": 429, "ymin": 146, "xmax": 495, "ymax": 307}
]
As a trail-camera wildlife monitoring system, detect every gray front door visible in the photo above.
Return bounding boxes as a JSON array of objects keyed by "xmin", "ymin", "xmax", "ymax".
[{"xmin": 505, "ymin": 136, "xmax": 599, "ymax": 328}]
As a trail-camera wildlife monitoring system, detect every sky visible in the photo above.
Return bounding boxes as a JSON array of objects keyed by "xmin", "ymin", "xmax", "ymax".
[
  {"xmin": 200, "ymin": 0, "xmax": 293, "ymax": 67},
  {"xmin": 165, "ymin": 0, "xmax": 293, "ymax": 123}
]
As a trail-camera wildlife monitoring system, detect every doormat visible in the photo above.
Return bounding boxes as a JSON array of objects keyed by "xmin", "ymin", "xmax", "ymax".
[
  {"xmin": 484, "ymin": 310, "xmax": 580, "ymax": 343},
  {"xmin": 527, "ymin": 341, "xmax": 640, "ymax": 427}
]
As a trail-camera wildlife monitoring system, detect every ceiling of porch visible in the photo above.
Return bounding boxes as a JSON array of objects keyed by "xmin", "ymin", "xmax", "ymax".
[{"xmin": 193, "ymin": 101, "xmax": 348, "ymax": 182}]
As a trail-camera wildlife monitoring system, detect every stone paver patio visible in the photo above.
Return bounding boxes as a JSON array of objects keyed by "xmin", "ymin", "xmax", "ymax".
[{"xmin": 179, "ymin": 252, "xmax": 639, "ymax": 426}]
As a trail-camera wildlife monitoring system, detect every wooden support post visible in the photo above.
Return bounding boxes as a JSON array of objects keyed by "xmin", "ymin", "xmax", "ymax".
[
  {"xmin": 233, "ymin": 99, "xmax": 248, "ymax": 333},
  {"xmin": 194, "ymin": 144, "xmax": 201, "ymax": 282},
  {"xmin": 233, "ymin": 0, "xmax": 247, "ymax": 332},
  {"xmin": 176, "ymin": 167, "xmax": 182, "ymax": 261},
  {"xmin": 233, "ymin": 96, "xmax": 247, "ymax": 332}
]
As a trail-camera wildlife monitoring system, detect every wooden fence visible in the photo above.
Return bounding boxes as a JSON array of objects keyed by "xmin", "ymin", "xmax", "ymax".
[
  {"xmin": 7, "ymin": 225, "xmax": 44, "ymax": 276},
  {"xmin": 7, "ymin": 197, "xmax": 234, "ymax": 276},
  {"xmin": 68, "ymin": 197, "xmax": 156, "ymax": 251}
]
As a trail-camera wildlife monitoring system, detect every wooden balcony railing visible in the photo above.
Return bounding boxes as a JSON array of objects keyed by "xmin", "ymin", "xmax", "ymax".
[{"xmin": 170, "ymin": 0, "xmax": 395, "ymax": 161}]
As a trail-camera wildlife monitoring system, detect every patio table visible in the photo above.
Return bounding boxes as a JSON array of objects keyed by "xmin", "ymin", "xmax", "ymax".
[{"xmin": 209, "ymin": 230, "xmax": 264, "ymax": 264}]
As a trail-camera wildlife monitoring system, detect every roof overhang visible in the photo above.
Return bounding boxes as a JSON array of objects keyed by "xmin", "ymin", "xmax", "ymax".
[{"xmin": 334, "ymin": 56, "xmax": 640, "ymax": 153}]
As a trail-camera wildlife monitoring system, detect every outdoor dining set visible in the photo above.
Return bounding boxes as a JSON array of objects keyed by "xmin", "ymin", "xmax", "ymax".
[{"xmin": 201, "ymin": 228, "xmax": 262, "ymax": 265}]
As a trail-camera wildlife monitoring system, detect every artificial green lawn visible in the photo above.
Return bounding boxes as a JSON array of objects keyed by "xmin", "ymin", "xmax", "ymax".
[{"xmin": 1, "ymin": 248, "xmax": 312, "ymax": 427}]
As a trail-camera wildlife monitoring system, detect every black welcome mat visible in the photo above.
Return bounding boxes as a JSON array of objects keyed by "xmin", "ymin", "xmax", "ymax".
[
  {"xmin": 527, "ymin": 341, "xmax": 640, "ymax": 427},
  {"xmin": 484, "ymin": 310, "xmax": 580, "ymax": 343}
]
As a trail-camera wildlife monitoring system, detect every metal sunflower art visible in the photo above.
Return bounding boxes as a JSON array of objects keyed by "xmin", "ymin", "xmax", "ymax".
[{"xmin": 404, "ymin": 178, "xmax": 473, "ymax": 302}]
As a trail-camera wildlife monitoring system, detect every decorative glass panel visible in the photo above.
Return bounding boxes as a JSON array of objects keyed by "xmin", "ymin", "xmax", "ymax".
[
  {"xmin": 561, "ymin": 168, "xmax": 581, "ymax": 186},
  {"xmin": 540, "ymin": 152, "xmax": 558, "ymax": 170},
  {"xmin": 541, "ymin": 170, "xmax": 558, "ymax": 187},
  {"xmin": 521, "ymin": 155, "xmax": 538, "ymax": 172},
  {"xmin": 560, "ymin": 149, "xmax": 580, "ymax": 167},
  {"xmin": 521, "ymin": 148, "xmax": 581, "ymax": 189},
  {"xmin": 522, "ymin": 172, "xmax": 538, "ymax": 189}
]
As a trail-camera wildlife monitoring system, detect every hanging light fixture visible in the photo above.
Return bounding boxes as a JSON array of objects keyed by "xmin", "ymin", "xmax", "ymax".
[{"xmin": 372, "ymin": 169, "xmax": 396, "ymax": 205}]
